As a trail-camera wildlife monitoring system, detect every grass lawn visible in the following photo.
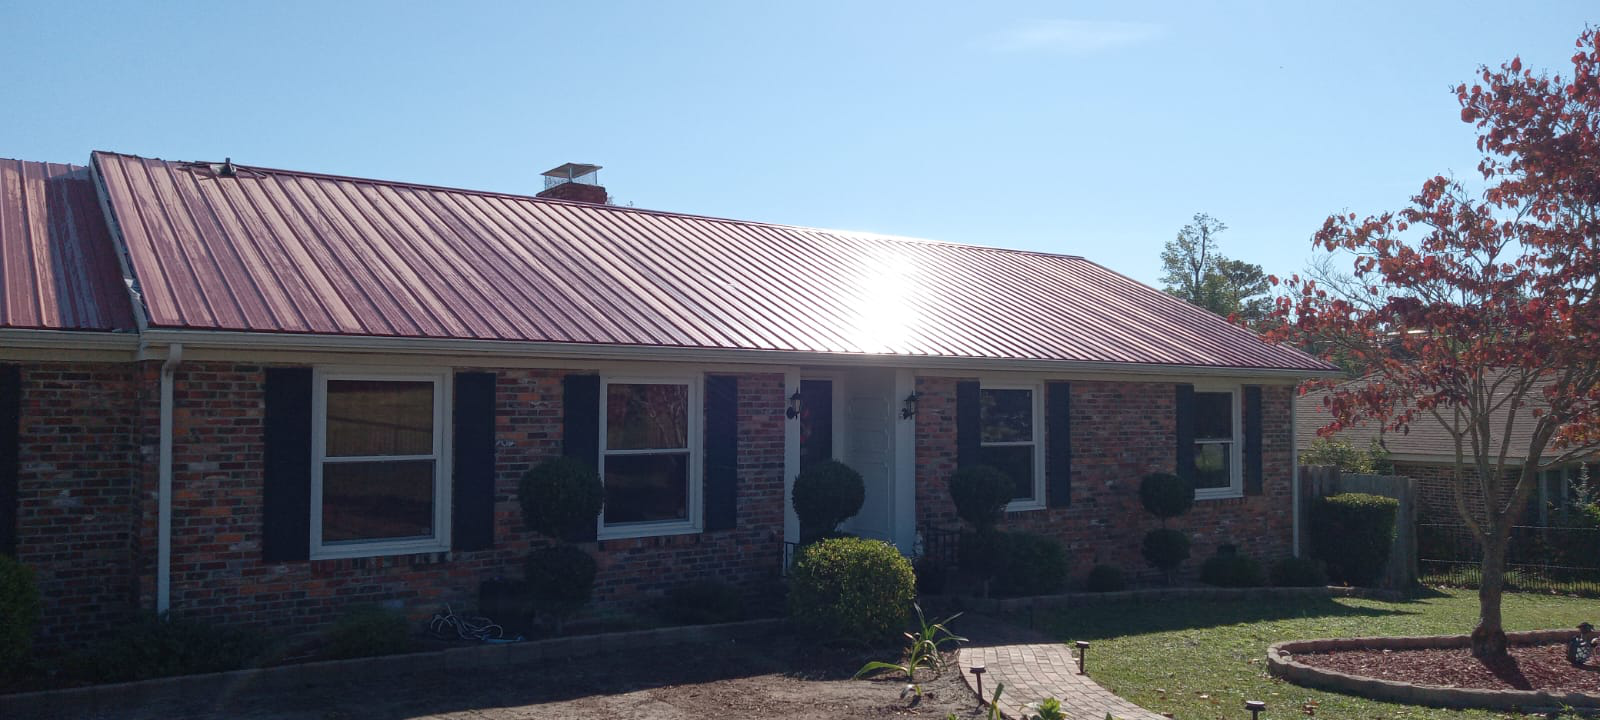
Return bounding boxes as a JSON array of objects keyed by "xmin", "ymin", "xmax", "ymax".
[{"xmin": 1038, "ymin": 588, "xmax": 1597, "ymax": 720}]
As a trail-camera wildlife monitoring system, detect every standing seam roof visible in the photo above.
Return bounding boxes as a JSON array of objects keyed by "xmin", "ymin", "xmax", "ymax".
[{"xmin": 0, "ymin": 158, "xmax": 135, "ymax": 331}]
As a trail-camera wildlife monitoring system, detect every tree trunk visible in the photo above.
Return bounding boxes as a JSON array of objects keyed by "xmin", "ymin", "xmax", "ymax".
[{"xmin": 1471, "ymin": 536, "xmax": 1509, "ymax": 658}]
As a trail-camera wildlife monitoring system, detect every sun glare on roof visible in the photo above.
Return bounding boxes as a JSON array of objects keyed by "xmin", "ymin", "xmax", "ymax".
[{"xmin": 851, "ymin": 249, "xmax": 918, "ymax": 354}]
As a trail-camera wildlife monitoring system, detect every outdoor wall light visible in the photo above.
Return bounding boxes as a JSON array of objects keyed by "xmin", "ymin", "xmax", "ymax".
[
  {"xmin": 899, "ymin": 392, "xmax": 921, "ymax": 419},
  {"xmin": 1245, "ymin": 700, "xmax": 1266, "ymax": 719},
  {"xmin": 1075, "ymin": 640, "xmax": 1090, "ymax": 674},
  {"xmin": 785, "ymin": 390, "xmax": 803, "ymax": 420}
]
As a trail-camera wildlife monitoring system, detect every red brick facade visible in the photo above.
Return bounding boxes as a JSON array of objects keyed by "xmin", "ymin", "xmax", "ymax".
[{"xmin": 1395, "ymin": 460, "xmax": 1526, "ymax": 526}]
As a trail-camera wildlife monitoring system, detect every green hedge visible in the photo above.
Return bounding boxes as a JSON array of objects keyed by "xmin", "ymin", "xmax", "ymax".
[
  {"xmin": 787, "ymin": 537, "xmax": 915, "ymax": 645},
  {"xmin": 1084, "ymin": 564, "xmax": 1126, "ymax": 592},
  {"xmin": 993, "ymin": 532, "xmax": 1070, "ymax": 597},
  {"xmin": 1310, "ymin": 492, "xmax": 1398, "ymax": 586},
  {"xmin": 0, "ymin": 556, "xmax": 40, "ymax": 668}
]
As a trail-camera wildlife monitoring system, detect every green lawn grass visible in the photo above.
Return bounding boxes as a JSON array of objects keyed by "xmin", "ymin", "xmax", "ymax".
[{"xmin": 1037, "ymin": 588, "xmax": 1597, "ymax": 720}]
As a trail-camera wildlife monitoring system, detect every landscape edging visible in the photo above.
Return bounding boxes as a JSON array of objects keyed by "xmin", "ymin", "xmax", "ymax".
[
  {"xmin": 1266, "ymin": 630, "xmax": 1600, "ymax": 711},
  {"xmin": 969, "ymin": 584, "xmax": 1403, "ymax": 612}
]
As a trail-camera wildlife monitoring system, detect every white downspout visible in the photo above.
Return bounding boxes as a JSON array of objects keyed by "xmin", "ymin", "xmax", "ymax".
[
  {"xmin": 157, "ymin": 343, "xmax": 183, "ymax": 614},
  {"xmin": 1291, "ymin": 390, "xmax": 1300, "ymax": 557}
]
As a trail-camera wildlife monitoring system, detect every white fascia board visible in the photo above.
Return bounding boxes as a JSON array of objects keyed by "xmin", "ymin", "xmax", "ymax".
[{"xmin": 0, "ymin": 329, "xmax": 140, "ymax": 359}]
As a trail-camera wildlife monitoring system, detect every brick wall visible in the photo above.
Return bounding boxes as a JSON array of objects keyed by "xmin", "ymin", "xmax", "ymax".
[
  {"xmin": 13, "ymin": 362, "xmax": 143, "ymax": 643},
  {"xmin": 1397, "ymin": 460, "xmax": 1527, "ymax": 526},
  {"xmin": 914, "ymin": 378, "xmax": 1296, "ymax": 583}
]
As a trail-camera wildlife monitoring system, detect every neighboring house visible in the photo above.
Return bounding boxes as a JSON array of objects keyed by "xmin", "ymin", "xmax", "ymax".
[
  {"xmin": 1296, "ymin": 379, "xmax": 1598, "ymax": 527},
  {"xmin": 1, "ymin": 151, "xmax": 1334, "ymax": 646}
]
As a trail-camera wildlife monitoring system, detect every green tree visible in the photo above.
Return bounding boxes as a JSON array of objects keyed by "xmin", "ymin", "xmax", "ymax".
[{"xmin": 1159, "ymin": 213, "xmax": 1272, "ymax": 329}]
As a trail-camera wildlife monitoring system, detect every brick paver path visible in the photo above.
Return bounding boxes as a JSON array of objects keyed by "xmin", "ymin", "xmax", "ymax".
[{"xmin": 957, "ymin": 616, "xmax": 1167, "ymax": 720}]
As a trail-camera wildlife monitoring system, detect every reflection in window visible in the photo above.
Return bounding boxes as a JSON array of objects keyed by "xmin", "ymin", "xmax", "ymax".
[
  {"xmin": 317, "ymin": 377, "xmax": 441, "ymax": 549},
  {"xmin": 1192, "ymin": 390, "xmax": 1237, "ymax": 493},
  {"xmin": 980, "ymin": 387, "xmax": 1039, "ymax": 502},
  {"xmin": 602, "ymin": 381, "xmax": 693, "ymax": 529}
]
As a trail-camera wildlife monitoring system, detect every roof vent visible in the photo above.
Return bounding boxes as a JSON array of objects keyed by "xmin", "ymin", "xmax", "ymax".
[{"xmin": 536, "ymin": 163, "xmax": 607, "ymax": 204}]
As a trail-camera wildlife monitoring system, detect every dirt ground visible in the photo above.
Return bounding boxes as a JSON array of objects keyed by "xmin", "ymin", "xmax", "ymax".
[
  {"xmin": 35, "ymin": 636, "xmax": 985, "ymax": 720},
  {"xmin": 1298, "ymin": 643, "xmax": 1600, "ymax": 692}
]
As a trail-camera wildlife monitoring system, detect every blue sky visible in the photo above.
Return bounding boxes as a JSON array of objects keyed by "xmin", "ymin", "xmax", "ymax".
[{"xmin": 1, "ymin": 1, "xmax": 1593, "ymax": 286}]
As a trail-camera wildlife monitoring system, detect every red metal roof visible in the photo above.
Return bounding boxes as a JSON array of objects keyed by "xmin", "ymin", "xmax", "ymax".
[
  {"xmin": 93, "ymin": 151, "xmax": 1331, "ymax": 371},
  {"xmin": 0, "ymin": 158, "xmax": 135, "ymax": 331}
]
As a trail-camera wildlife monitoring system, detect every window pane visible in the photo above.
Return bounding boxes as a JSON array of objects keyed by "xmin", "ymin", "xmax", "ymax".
[
  {"xmin": 1194, "ymin": 442, "xmax": 1232, "ymax": 489},
  {"xmin": 604, "ymin": 453, "xmax": 689, "ymax": 524},
  {"xmin": 1194, "ymin": 392, "xmax": 1233, "ymax": 440},
  {"xmin": 606, "ymin": 383, "xmax": 689, "ymax": 450},
  {"xmin": 322, "ymin": 459, "xmax": 435, "ymax": 542},
  {"xmin": 980, "ymin": 444, "xmax": 1035, "ymax": 502},
  {"xmin": 326, "ymin": 380, "xmax": 434, "ymax": 457},
  {"xmin": 981, "ymin": 389, "xmax": 1033, "ymax": 443}
]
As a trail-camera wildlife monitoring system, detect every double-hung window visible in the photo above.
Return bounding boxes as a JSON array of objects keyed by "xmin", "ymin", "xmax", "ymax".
[
  {"xmin": 600, "ymin": 376, "xmax": 702, "ymax": 538},
  {"xmin": 979, "ymin": 383, "xmax": 1045, "ymax": 510},
  {"xmin": 311, "ymin": 370, "xmax": 450, "ymax": 558},
  {"xmin": 1192, "ymin": 385, "xmax": 1242, "ymax": 499}
]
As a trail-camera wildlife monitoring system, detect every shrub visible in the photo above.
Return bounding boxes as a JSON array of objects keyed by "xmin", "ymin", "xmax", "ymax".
[
  {"xmin": 64, "ymin": 614, "xmax": 270, "ymax": 683},
  {"xmin": 1310, "ymin": 492, "xmax": 1398, "ymax": 586},
  {"xmin": 914, "ymin": 556, "xmax": 948, "ymax": 595},
  {"xmin": 1084, "ymin": 564, "xmax": 1126, "ymax": 592},
  {"xmin": 787, "ymin": 537, "xmax": 915, "ymax": 645},
  {"xmin": 323, "ymin": 605, "xmax": 412, "ymax": 659},
  {"xmin": 792, "ymin": 460, "xmax": 866, "ymax": 542},
  {"xmin": 0, "ymin": 556, "xmax": 40, "ymax": 668},
  {"xmin": 518, "ymin": 457, "xmax": 604, "ymax": 540},
  {"xmin": 957, "ymin": 529, "xmax": 1008, "ymax": 580},
  {"xmin": 1141, "ymin": 528, "xmax": 1190, "ymax": 576},
  {"xmin": 1299, "ymin": 437, "xmax": 1393, "ymax": 475},
  {"xmin": 1200, "ymin": 552, "xmax": 1265, "ymax": 588},
  {"xmin": 994, "ymin": 532, "xmax": 1070, "ymax": 597},
  {"xmin": 949, "ymin": 465, "xmax": 1016, "ymax": 531},
  {"xmin": 1270, "ymin": 557, "xmax": 1330, "ymax": 587},
  {"xmin": 1139, "ymin": 472, "xmax": 1194, "ymax": 522},
  {"xmin": 525, "ymin": 544, "xmax": 599, "ymax": 630},
  {"xmin": 660, "ymin": 580, "xmax": 744, "ymax": 625}
]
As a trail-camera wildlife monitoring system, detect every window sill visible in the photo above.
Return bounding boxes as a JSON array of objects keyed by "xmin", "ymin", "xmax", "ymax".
[
  {"xmin": 1194, "ymin": 489, "xmax": 1244, "ymax": 502},
  {"xmin": 310, "ymin": 538, "xmax": 450, "ymax": 561},
  {"xmin": 1004, "ymin": 500, "xmax": 1046, "ymax": 513},
  {"xmin": 597, "ymin": 522, "xmax": 702, "ymax": 541}
]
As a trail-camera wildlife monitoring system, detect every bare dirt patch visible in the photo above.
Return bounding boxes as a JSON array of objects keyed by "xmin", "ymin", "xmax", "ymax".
[{"xmin": 1296, "ymin": 643, "xmax": 1600, "ymax": 693}]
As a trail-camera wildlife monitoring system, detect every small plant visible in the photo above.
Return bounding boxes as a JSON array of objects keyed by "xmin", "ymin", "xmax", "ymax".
[
  {"xmin": 323, "ymin": 604, "xmax": 412, "ymax": 659},
  {"xmin": 1200, "ymin": 550, "xmax": 1265, "ymax": 588},
  {"xmin": 1025, "ymin": 697, "xmax": 1067, "ymax": 720},
  {"xmin": 995, "ymin": 532, "xmax": 1070, "ymax": 597},
  {"xmin": 853, "ymin": 603, "xmax": 967, "ymax": 699},
  {"xmin": 987, "ymin": 682, "xmax": 1006, "ymax": 720},
  {"xmin": 64, "ymin": 614, "xmax": 271, "ymax": 683},
  {"xmin": 1141, "ymin": 528, "xmax": 1191, "ymax": 580},
  {"xmin": 518, "ymin": 457, "xmax": 605, "ymax": 540},
  {"xmin": 1310, "ymin": 492, "xmax": 1398, "ymax": 586},
  {"xmin": 788, "ymin": 537, "xmax": 916, "ymax": 645},
  {"xmin": 0, "ymin": 555, "xmax": 41, "ymax": 668},
  {"xmin": 949, "ymin": 465, "xmax": 1016, "ymax": 531},
  {"xmin": 1085, "ymin": 564, "xmax": 1126, "ymax": 592},
  {"xmin": 525, "ymin": 544, "xmax": 599, "ymax": 632},
  {"xmin": 792, "ymin": 459, "xmax": 866, "ymax": 543},
  {"xmin": 660, "ymin": 579, "xmax": 744, "ymax": 625},
  {"xmin": 1299, "ymin": 437, "xmax": 1394, "ymax": 474},
  {"xmin": 1270, "ymin": 556, "xmax": 1330, "ymax": 587}
]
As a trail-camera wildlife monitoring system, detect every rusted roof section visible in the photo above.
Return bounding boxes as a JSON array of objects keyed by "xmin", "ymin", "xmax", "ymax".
[
  {"xmin": 93, "ymin": 151, "xmax": 1332, "ymax": 371},
  {"xmin": 0, "ymin": 158, "xmax": 135, "ymax": 331}
]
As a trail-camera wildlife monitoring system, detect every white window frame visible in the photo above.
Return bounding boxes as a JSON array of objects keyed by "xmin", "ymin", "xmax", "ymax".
[
  {"xmin": 310, "ymin": 367, "xmax": 452, "ymax": 560},
  {"xmin": 1192, "ymin": 382, "xmax": 1243, "ymax": 501},
  {"xmin": 598, "ymin": 374, "xmax": 704, "ymax": 540},
  {"xmin": 979, "ymin": 381, "xmax": 1047, "ymax": 512}
]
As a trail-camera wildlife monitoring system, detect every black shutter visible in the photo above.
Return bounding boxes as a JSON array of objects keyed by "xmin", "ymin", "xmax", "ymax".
[
  {"xmin": 1174, "ymin": 383, "xmax": 1195, "ymax": 486},
  {"xmin": 1046, "ymin": 381, "xmax": 1071, "ymax": 508},
  {"xmin": 704, "ymin": 375, "xmax": 738, "ymax": 531},
  {"xmin": 0, "ymin": 365, "xmax": 19, "ymax": 557},
  {"xmin": 262, "ymin": 367, "xmax": 313, "ymax": 562},
  {"xmin": 1243, "ymin": 385, "xmax": 1264, "ymax": 496},
  {"xmin": 562, "ymin": 374, "xmax": 601, "ymax": 542},
  {"xmin": 453, "ymin": 372, "xmax": 497, "ymax": 551},
  {"xmin": 956, "ymin": 381, "xmax": 980, "ymax": 469}
]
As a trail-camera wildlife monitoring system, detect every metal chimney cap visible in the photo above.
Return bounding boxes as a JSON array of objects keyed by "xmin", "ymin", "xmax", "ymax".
[{"xmin": 540, "ymin": 163, "xmax": 602, "ymax": 179}]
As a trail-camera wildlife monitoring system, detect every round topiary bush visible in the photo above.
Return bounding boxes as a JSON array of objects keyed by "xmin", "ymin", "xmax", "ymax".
[
  {"xmin": 994, "ymin": 532, "xmax": 1070, "ymax": 597},
  {"xmin": 792, "ymin": 460, "xmax": 866, "ymax": 542},
  {"xmin": 525, "ymin": 544, "xmax": 599, "ymax": 629},
  {"xmin": 1139, "ymin": 472, "xmax": 1195, "ymax": 522},
  {"xmin": 1141, "ymin": 528, "xmax": 1191, "ymax": 576},
  {"xmin": 0, "ymin": 555, "xmax": 40, "ymax": 668},
  {"xmin": 787, "ymin": 537, "xmax": 915, "ymax": 645},
  {"xmin": 949, "ymin": 465, "xmax": 1015, "ymax": 530},
  {"xmin": 1270, "ymin": 556, "xmax": 1330, "ymax": 587},
  {"xmin": 518, "ymin": 457, "xmax": 604, "ymax": 541},
  {"xmin": 1084, "ymin": 564, "xmax": 1126, "ymax": 592},
  {"xmin": 1200, "ymin": 552, "xmax": 1265, "ymax": 588},
  {"xmin": 1310, "ymin": 492, "xmax": 1399, "ymax": 586}
]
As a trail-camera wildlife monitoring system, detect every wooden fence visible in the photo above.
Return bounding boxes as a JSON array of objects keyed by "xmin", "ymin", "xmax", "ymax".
[{"xmin": 1298, "ymin": 466, "xmax": 1419, "ymax": 589}]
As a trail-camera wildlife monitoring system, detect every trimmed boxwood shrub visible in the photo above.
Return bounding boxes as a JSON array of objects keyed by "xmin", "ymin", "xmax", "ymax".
[
  {"xmin": 1270, "ymin": 556, "xmax": 1330, "ymax": 587},
  {"xmin": 1200, "ymin": 552, "xmax": 1265, "ymax": 588},
  {"xmin": 1085, "ymin": 564, "xmax": 1126, "ymax": 592},
  {"xmin": 324, "ymin": 605, "xmax": 412, "ymax": 659},
  {"xmin": 1310, "ymin": 492, "xmax": 1399, "ymax": 586},
  {"xmin": 0, "ymin": 556, "xmax": 40, "ymax": 668},
  {"xmin": 525, "ymin": 544, "xmax": 599, "ymax": 629},
  {"xmin": 518, "ymin": 457, "xmax": 604, "ymax": 540},
  {"xmin": 994, "ymin": 532, "xmax": 1070, "ymax": 597},
  {"xmin": 792, "ymin": 460, "xmax": 866, "ymax": 542},
  {"xmin": 1141, "ymin": 528, "xmax": 1191, "ymax": 576},
  {"xmin": 949, "ymin": 465, "xmax": 1015, "ymax": 531},
  {"xmin": 787, "ymin": 537, "xmax": 915, "ymax": 645},
  {"xmin": 1139, "ymin": 472, "xmax": 1195, "ymax": 522},
  {"xmin": 661, "ymin": 580, "xmax": 745, "ymax": 625}
]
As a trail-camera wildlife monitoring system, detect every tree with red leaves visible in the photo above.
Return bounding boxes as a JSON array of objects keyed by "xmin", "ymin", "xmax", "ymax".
[{"xmin": 1271, "ymin": 29, "xmax": 1600, "ymax": 658}]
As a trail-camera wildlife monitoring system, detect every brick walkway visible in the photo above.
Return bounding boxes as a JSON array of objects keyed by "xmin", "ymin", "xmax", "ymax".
[{"xmin": 957, "ymin": 616, "xmax": 1167, "ymax": 720}]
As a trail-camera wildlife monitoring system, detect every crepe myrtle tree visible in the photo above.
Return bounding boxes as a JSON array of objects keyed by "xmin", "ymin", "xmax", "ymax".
[{"xmin": 1270, "ymin": 29, "xmax": 1600, "ymax": 658}]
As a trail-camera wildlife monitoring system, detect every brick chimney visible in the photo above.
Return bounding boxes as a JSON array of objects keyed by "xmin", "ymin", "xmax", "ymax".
[{"xmin": 536, "ymin": 163, "xmax": 607, "ymax": 204}]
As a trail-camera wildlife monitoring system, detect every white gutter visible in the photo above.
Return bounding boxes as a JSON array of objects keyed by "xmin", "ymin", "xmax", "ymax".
[
  {"xmin": 0, "ymin": 329, "xmax": 140, "ymax": 352},
  {"xmin": 157, "ymin": 343, "xmax": 182, "ymax": 614}
]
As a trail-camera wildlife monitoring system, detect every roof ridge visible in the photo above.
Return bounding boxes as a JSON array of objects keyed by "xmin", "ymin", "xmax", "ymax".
[{"xmin": 88, "ymin": 150, "xmax": 1087, "ymax": 262}]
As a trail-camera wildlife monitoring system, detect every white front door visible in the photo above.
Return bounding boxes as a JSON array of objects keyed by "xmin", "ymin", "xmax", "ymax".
[{"xmin": 840, "ymin": 368, "xmax": 897, "ymax": 544}]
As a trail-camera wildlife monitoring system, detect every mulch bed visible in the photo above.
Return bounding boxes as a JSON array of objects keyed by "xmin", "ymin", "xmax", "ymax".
[{"xmin": 1297, "ymin": 643, "xmax": 1600, "ymax": 693}]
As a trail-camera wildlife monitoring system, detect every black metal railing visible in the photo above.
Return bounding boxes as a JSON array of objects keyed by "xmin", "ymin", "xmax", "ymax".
[
  {"xmin": 919, "ymin": 526, "xmax": 962, "ymax": 569},
  {"xmin": 1418, "ymin": 523, "xmax": 1600, "ymax": 596}
]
